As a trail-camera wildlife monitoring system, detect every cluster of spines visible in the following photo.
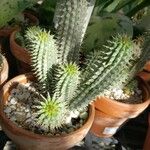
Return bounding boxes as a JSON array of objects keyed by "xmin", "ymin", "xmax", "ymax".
[
  {"xmin": 135, "ymin": 32, "xmax": 150, "ymax": 72},
  {"xmin": 35, "ymin": 93, "xmax": 67, "ymax": 131},
  {"xmin": 25, "ymin": 26, "xmax": 58, "ymax": 89},
  {"xmin": 53, "ymin": 63, "xmax": 80, "ymax": 102},
  {"xmin": 69, "ymin": 35, "xmax": 139, "ymax": 110}
]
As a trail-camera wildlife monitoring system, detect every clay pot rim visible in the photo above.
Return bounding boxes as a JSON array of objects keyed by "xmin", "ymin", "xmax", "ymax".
[
  {"xmin": 10, "ymin": 30, "xmax": 31, "ymax": 64},
  {"xmin": 11, "ymin": 30, "xmax": 28, "ymax": 51},
  {"xmin": 0, "ymin": 73, "xmax": 95, "ymax": 139},
  {"xmin": 23, "ymin": 11, "xmax": 39, "ymax": 25},
  {"xmin": 0, "ymin": 56, "xmax": 9, "ymax": 84},
  {"xmin": 95, "ymin": 79, "xmax": 150, "ymax": 110}
]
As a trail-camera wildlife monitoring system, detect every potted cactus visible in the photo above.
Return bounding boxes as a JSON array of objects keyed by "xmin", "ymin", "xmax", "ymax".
[
  {"xmin": 90, "ymin": 33, "xmax": 150, "ymax": 137},
  {"xmin": 0, "ymin": 0, "xmax": 96, "ymax": 149},
  {"xmin": 0, "ymin": 27, "xmax": 96, "ymax": 150},
  {"xmin": 0, "ymin": 52, "xmax": 9, "ymax": 89}
]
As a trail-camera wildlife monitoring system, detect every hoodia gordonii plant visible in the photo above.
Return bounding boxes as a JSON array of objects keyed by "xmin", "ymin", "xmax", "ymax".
[{"xmin": 25, "ymin": 25, "xmax": 150, "ymax": 131}]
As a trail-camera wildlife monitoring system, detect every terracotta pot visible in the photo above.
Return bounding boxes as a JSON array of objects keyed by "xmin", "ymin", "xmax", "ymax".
[
  {"xmin": 9, "ymin": 12, "xmax": 39, "ymax": 73},
  {"xmin": 0, "ymin": 25, "xmax": 19, "ymax": 37},
  {"xmin": 138, "ymin": 71, "xmax": 150, "ymax": 82},
  {"xmin": 0, "ymin": 12, "xmax": 39, "ymax": 37},
  {"xmin": 90, "ymin": 79, "xmax": 150, "ymax": 137},
  {"xmin": 143, "ymin": 113, "xmax": 150, "ymax": 150},
  {"xmin": 0, "ymin": 73, "xmax": 95, "ymax": 150},
  {"xmin": 0, "ymin": 56, "xmax": 9, "ymax": 89},
  {"xmin": 144, "ymin": 61, "xmax": 150, "ymax": 72},
  {"xmin": 10, "ymin": 30, "xmax": 31, "ymax": 73},
  {"xmin": 137, "ymin": 60, "xmax": 150, "ymax": 81}
]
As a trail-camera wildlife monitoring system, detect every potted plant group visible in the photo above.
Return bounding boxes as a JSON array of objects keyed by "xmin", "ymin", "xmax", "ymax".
[{"xmin": 0, "ymin": 0, "xmax": 150, "ymax": 149}]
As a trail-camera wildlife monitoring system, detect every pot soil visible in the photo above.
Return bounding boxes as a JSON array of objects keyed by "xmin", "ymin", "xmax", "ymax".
[
  {"xmin": 143, "ymin": 113, "xmax": 150, "ymax": 150},
  {"xmin": 0, "ymin": 73, "xmax": 95, "ymax": 150},
  {"xmin": 90, "ymin": 79, "xmax": 150, "ymax": 138},
  {"xmin": 0, "ymin": 12, "xmax": 39, "ymax": 37},
  {"xmin": 0, "ymin": 56, "xmax": 9, "ymax": 89}
]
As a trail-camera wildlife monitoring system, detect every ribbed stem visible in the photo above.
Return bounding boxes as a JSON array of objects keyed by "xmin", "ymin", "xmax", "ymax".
[
  {"xmin": 25, "ymin": 27, "xmax": 58, "ymax": 90},
  {"xmin": 53, "ymin": 63, "xmax": 80, "ymax": 102},
  {"xmin": 54, "ymin": 0, "xmax": 95, "ymax": 64},
  {"xmin": 69, "ymin": 35, "xmax": 138, "ymax": 110}
]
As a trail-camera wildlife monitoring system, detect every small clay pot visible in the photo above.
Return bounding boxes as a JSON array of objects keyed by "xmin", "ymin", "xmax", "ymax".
[
  {"xmin": 137, "ymin": 60, "xmax": 150, "ymax": 81},
  {"xmin": 10, "ymin": 30, "xmax": 31, "ymax": 73},
  {"xmin": 9, "ymin": 11, "xmax": 39, "ymax": 73},
  {"xmin": 138, "ymin": 71, "xmax": 150, "ymax": 82},
  {"xmin": 143, "ymin": 113, "xmax": 150, "ymax": 150},
  {"xmin": 0, "ymin": 25, "xmax": 19, "ymax": 37},
  {"xmin": 90, "ymin": 79, "xmax": 150, "ymax": 138},
  {"xmin": 0, "ymin": 56, "xmax": 9, "ymax": 89},
  {"xmin": 23, "ymin": 12, "xmax": 39, "ymax": 26},
  {"xmin": 0, "ymin": 73, "xmax": 95, "ymax": 150},
  {"xmin": 144, "ymin": 61, "xmax": 150, "ymax": 72}
]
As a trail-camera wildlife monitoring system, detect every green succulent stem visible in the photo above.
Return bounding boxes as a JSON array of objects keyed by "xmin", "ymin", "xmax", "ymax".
[
  {"xmin": 25, "ymin": 26, "xmax": 58, "ymax": 90},
  {"xmin": 54, "ymin": 0, "xmax": 95, "ymax": 63},
  {"xmin": 69, "ymin": 35, "xmax": 139, "ymax": 110},
  {"xmin": 54, "ymin": 63, "xmax": 80, "ymax": 102}
]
